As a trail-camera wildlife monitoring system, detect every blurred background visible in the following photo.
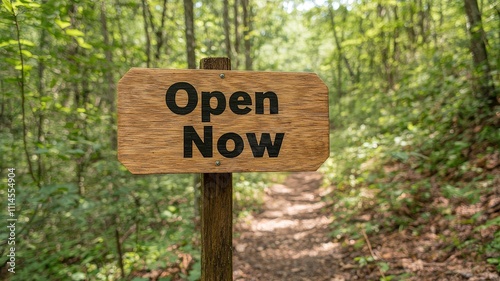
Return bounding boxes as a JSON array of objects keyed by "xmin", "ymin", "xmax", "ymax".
[{"xmin": 0, "ymin": 0, "xmax": 498, "ymax": 280}]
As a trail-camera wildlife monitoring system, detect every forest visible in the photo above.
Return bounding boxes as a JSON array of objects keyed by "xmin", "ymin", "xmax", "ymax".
[{"xmin": 0, "ymin": 0, "xmax": 498, "ymax": 280}]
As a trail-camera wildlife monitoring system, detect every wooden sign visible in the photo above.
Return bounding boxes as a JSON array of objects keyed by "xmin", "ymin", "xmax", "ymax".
[{"xmin": 118, "ymin": 68, "xmax": 329, "ymax": 174}]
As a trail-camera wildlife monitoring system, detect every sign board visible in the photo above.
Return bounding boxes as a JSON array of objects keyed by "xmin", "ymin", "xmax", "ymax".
[{"xmin": 118, "ymin": 68, "xmax": 329, "ymax": 174}]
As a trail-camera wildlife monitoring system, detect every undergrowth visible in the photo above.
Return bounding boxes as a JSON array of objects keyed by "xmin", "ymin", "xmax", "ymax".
[{"xmin": 320, "ymin": 56, "xmax": 499, "ymax": 278}]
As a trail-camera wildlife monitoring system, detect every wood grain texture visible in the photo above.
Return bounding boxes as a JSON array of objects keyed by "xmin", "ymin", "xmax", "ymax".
[
  {"xmin": 200, "ymin": 57, "xmax": 231, "ymax": 69},
  {"xmin": 117, "ymin": 67, "xmax": 329, "ymax": 174},
  {"xmin": 200, "ymin": 57, "xmax": 232, "ymax": 281},
  {"xmin": 201, "ymin": 172, "xmax": 232, "ymax": 281}
]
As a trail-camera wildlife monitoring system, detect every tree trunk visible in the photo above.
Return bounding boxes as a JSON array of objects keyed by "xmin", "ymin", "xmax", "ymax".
[
  {"xmin": 115, "ymin": 0, "xmax": 129, "ymax": 61},
  {"xmin": 328, "ymin": 1, "xmax": 355, "ymax": 81},
  {"xmin": 233, "ymin": 0, "xmax": 240, "ymax": 68},
  {"xmin": 463, "ymin": 0, "xmax": 498, "ymax": 107},
  {"xmin": 223, "ymin": 0, "xmax": 232, "ymax": 60},
  {"xmin": 184, "ymin": 0, "xmax": 196, "ymax": 69},
  {"xmin": 141, "ymin": 0, "xmax": 151, "ymax": 68},
  {"xmin": 99, "ymin": 3, "xmax": 115, "ymax": 102},
  {"xmin": 100, "ymin": 1, "xmax": 117, "ymax": 150},
  {"xmin": 153, "ymin": 0, "xmax": 169, "ymax": 62},
  {"xmin": 242, "ymin": 0, "xmax": 252, "ymax": 70},
  {"xmin": 37, "ymin": 0, "xmax": 48, "ymax": 185}
]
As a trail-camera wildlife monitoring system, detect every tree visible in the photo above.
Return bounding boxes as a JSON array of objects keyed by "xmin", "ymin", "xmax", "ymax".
[
  {"xmin": 184, "ymin": 0, "xmax": 196, "ymax": 69},
  {"xmin": 463, "ymin": 0, "xmax": 498, "ymax": 108},
  {"xmin": 141, "ymin": 0, "xmax": 152, "ymax": 67},
  {"xmin": 242, "ymin": 0, "xmax": 252, "ymax": 70},
  {"xmin": 1, "ymin": 0, "xmax": 498, "ymax": 279},
  {"xmin": 233, "ymin": 0, "xmax": 241, "ymax": 68},
  {"xmin": 223, "ymin": 0, "xmax": 232, "ymax": 59}
]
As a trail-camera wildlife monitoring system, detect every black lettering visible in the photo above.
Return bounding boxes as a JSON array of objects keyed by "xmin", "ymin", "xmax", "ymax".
[
  {"xmin": 229, "ymin": 91, "xmax": 252, "ymax": 115},
  {"xmin": 246, "ymin": 133, "xmax": 285, "ymax": 157},
  {"xmin": 255, "ymin": 91, "xmax": 279, "ymax": 114},
  {"xmin": 201, "ymin": 91, "xmax": 226, "ymax": 122},
  {"xmin": 184, "ymin": 126, "xmax": 213, "ymax": 158},
  {"xmin": 166, "ymin": 82, "xmax": 198, "ymax": 115},
  {"xmin": 217, "ymin": 133, "xmax": 244, "ymax": 158}
]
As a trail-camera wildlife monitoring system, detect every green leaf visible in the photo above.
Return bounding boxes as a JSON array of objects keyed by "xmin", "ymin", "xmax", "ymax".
[
  {"xmin": 21, "ymin": 39, "xmax": 34, "ymax": 46},
  {"xmin": 377, "ymin": 261, "xmax": 390, "ymax": 273},
  {"xmin": 187, "ymin": 260, "xmax": 201, "ymax": 281},
  {"xmin": 71, "ymin": 272, "xmax": 86, "ymax": 281},
  {"xmin": 487, "ymin": 257, "xmax": 499, "ymax": 265},
  {"xmin": 390, "ymin": 151, "xmax": 409, "ymax": 162},
  {"xmin": 0, "ymin": 40, "xmax": 15, "ymax": 48},
  {"xmin": 67, "ymin": 149, "xmax": 85, "ymax": 156},
  {"xmin": 41, "ymin": 96, "xmax": 53, "ymax": 102},
  {"xmin": 21, "ymin": 49, "xmax": 33, "ymax": 58},
  {"xmin": 55, "ymin": 19, "xmax": 71, "ymax": 29},
  {"xmin": 1, "ymin": 39, "xmax": 35, "ymax": 48},
  {"xmin": 475, "ymin": 217, "xmax": 500, "ymax": 231},
  {"xmin": 35, "ymin": 148, "xmax": 49, "ymax": 155},
  {"xmin": 65, "ymin": 28, "xmax": 85, "ymax": 37},
  {"xmin": 2, "ymin": 0, "xmax": 13, "ymax": 14},
  {"xmin": 76, "ymin": 37, "xmax": 92, "ymax": 49},
  {"xmin": 18, "ymin": 1, "xmax": 41, "ymax": 9},
  {"xmin": 15, "ymin": 64, "xmax": 32, "ymax": 71}
]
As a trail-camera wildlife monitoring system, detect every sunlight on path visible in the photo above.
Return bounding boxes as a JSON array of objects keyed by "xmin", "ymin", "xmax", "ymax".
[{"xmin": 233, "ymin": 172, "xmax": 345, "ymax": 281}]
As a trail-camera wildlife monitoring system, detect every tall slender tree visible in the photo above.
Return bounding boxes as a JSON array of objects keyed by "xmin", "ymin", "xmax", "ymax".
[
  {"xmin": 223, "ymin": 0, "xmax": 232, "ymax": 60},
  {"xmin": 242, "ymin": 0, "xmax": 252, "ymax": 70},
  {"xmin": 184, "ymin": 0, "xmax": 196, "ymax": 69},
  {"xmin": 233, "ymin": 0, "xmax": 240, "ymax": 68},
  {"xmin": 463, "ymin": 0, "xmax": 498, "ymax": 107},
  {"xmin": 141, "ymin": 0, "xmax": 152, "ymax": 67}
]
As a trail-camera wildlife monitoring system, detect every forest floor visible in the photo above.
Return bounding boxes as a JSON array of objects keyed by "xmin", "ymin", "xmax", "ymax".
[{"xmin": 232, "ymin": 172, "xmax": 499, "ymax": 281}]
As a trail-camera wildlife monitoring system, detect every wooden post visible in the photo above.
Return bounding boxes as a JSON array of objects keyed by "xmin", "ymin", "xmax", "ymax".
[{"xmin": 200, "ymin": 57, "xmax": 233, "ymax": 281}]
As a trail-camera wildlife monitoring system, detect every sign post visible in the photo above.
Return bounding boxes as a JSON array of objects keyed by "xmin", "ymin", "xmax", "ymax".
[
  {"xmin": 117, "ymin": 57, "xmax": 330, "ymax": 281},
  {"xmin": 199, "ymin": 57, "xmax": 232, "ymax": 281}
]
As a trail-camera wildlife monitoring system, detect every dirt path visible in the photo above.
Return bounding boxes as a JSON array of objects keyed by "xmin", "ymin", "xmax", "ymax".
[
  {"xmin": 233, "ymin": 172, "xmax": 345, "ymax": 281},
  {"xmin": 232, "ymin": 172, "xmax": 499, "ymax": 281}
]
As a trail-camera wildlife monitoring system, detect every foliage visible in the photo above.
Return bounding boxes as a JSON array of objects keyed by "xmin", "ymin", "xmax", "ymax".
[
  {"xmin": 312, "ymin": 0, "xmax": 499, "ymax": 276},
  {"xmin": 0, "ymin": 0, "xmax": 279, "ymax": 279},
  {"xmin": 0, "ymin": 0, "xmax": 498, "ymax": 279}
]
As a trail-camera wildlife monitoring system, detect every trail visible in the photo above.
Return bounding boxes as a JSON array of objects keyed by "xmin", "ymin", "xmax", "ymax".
[
  {"xmin": 231, "ymin": 172, "xmax": 499, "ymax": 281},
  {"xmin": 233, "ymin": 172, "xmax": 345, "ymax": 281}
]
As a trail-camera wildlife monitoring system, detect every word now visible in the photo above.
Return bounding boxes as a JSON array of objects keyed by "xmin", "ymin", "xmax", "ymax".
[
  {"xmin": 184, "ymin": 126, "xmax": 284, "ymax": 158},
  {"xmin": 166, "ymin": 82, "xmax": 279, "ymax": 122},
  {"xmin": 165, "ymin": 82, "xmax": 285, "ymax": 158}
]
